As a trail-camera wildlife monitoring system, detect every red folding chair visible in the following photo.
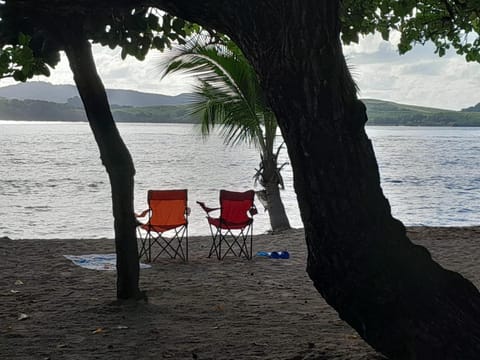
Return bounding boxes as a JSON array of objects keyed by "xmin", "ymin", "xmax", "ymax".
[
  {"xmin": 136, "ymin": 189, "xmax": 190, "ymax": 262},
  {"xmin": 197, "ymin": 190, "xmax": 257, "ymax": 260}
]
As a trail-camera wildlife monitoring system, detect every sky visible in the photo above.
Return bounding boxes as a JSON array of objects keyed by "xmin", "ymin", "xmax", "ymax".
[{"xmin": 1, "ymin": 33, "xmax": 479, "ymax": 111}]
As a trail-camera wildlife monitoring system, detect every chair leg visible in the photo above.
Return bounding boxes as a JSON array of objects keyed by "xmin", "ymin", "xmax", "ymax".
[
  {"xmin": 208, "ymin": 225, "xmax": 221, "ymax": 259},
  {"xmin": 147, "ymin": 226, "xmax": 188, "ymax": 262},
  {"xmin": 224, "ymin": 226, "xmax": 254, "ymax": 260},
  {"xmin": 248, "ymin": 224, "xmax": 253, "ymax": 260},
  {"xmin": 185, "ymin": 227, "xmax": 188, "ymax": 261},
  {"xmin": 208, "ymin": 225, "xmax": 253, "ymax": 260},
  {"xmin": 137, "ymin": 228, "xmax": 151, "ymax": 262},
  {"xmin": 220, "ymin": 228, "xmax": 248, "ymax": 260},
  {"xmin": 147, "ymin": 235, "xmax": 152, "ymax": 263}
]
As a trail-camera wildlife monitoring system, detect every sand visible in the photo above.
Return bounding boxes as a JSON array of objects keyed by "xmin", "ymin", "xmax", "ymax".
[{"xmin": 1, "ymin": 227, "xmax": 479, "ymax": 359}]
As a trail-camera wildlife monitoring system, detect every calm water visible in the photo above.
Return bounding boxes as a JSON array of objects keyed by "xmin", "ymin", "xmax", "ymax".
[{"xmin": 1, "ymin": 121, "xmax": 479, "ymax": 239}]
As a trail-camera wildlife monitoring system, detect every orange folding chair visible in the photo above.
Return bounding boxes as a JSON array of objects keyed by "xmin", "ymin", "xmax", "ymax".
[
  {"xmin": 197, "ymin": 190, "xmax": 257, "ymax": 260},
  {"xmin": 136, "ymin": 189, "xmax": 190, "ymax": 262}
]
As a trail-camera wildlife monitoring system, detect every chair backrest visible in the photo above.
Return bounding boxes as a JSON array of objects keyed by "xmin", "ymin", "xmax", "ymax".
[
  {"xmin": 148, "ymin": 189, "xmax": 188, "ymax": 227},
  {"xmin": 219, "ymin": 190, "xmax": 255, "ymax": 225}
]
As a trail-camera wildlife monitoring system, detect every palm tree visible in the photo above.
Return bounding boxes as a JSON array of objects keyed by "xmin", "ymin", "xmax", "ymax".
[{"xmin": 161, "ymin": 38, "xmax": 291, "ymax": 232}]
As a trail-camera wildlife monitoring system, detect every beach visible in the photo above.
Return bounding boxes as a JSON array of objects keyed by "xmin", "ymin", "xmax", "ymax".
[{"xmin": 1, "ymin": 227, "xmax": 479, "ymax": 359}]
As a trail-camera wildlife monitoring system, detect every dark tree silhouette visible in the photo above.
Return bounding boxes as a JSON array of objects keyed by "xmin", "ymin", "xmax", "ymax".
[
  {"xmin": 62, "ymin": 26, "xmax": 141, "ymax": 299},
  {"xmin": 149, "ymin": 2, "xmax": 480, "ymax": 358},
  {"xmin": 2, "ymin": 1, "xmax": 480, "ymax": 357},
  {"xmin": 0, "ymin": 3, "xmax": 192, "ymax": 299}
]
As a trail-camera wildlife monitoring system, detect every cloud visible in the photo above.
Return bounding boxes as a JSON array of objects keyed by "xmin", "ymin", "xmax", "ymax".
[
  {"xmin": 344, "ymin": 33, "xmax": 395, "ymax": 55},
  {"xmin": 0, "ymin": 43, "xmax": 196, "ymax": 96},
  {"xmin": 91, "ymin": 45, "xmax": 196, "ymax": 95},
  {"xmin": 344, "ymin": 34, "xmax": 480, "ymax": 110},
  {"xmin": 0, "ymin": 35, "xmax": 478, "ymax": 110}
]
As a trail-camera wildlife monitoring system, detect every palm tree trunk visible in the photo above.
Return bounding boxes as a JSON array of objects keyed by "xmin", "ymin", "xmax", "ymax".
[
  {"xmin": 63, "ymin": 32, "xmax": 141, "ymax": 300},
  {"xmin": 261, "ymin": 157, "xmax": 290, "ymax": 232}
]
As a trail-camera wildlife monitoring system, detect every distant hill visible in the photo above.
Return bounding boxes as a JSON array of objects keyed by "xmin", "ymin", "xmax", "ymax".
[
  {"xmin": 0, "ymin": 81, "xmax": 193, "ymax": 107},
  {"xmin": 0, "ymin": 98, "xmax": 86, "ymax": 121},
  {"xmin": 363, "ymin": 99, "xmax": 480, "ymax": 126},
  {"xmin": 461, "ymin": 103, "xmax": 480, "ymax": 112},
  {"xmin": 0, "ymin": 98, "xmax": 200, "ymax": 123},
  {"xmin": 1, "ymin": 81, "xmax": 480, "ymax": 126}
]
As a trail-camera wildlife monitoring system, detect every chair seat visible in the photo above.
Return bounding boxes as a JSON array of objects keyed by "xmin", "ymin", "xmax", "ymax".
[
  {"xmin": 207, "ymin": 217, "xmax": 252, "ymax": 230},
  {"xmin": 140, "ymin": 222, "xmax": 187, "ymax": 233}
]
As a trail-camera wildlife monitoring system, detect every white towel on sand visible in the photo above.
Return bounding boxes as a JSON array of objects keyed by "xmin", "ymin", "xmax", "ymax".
[{"xmin": 64, "ymin": 254, "xmax": 151, "ymax": 271}]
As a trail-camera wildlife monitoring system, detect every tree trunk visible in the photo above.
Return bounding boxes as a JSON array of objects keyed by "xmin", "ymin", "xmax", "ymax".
[
  {"xmin": 149, "ymin": 0, "xmax": 480, "ymax": 358},
  {"xmin": 229, "ymin": 2, "xmax": 480, "ymax": 359},
  {"xmin": 63, "ymin": 32, "xmax": 141, "ymax": 300},
  {"xmin": 261, "ymin": 156, "xmax": 290, "ymax": 232}
]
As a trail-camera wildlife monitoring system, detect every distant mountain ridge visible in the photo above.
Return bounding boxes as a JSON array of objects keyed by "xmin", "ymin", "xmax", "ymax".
[
  {"xmin": 0, "ymin": 81, "xmax": 193, "ymax": 107},
  {"xmin": 363, "ymin": 99, "xmax": 480, "ymax": 126},
  {"xmin": 1, "ymin": 82, "xmax": 480, "ymax": 125},
  {"xmin": 462, "ymin": 103, "xmax": 480, "ymax": 112},
  {"xmin": 0, "ymin": 98, "xmax": 199, "ymax": 123}
]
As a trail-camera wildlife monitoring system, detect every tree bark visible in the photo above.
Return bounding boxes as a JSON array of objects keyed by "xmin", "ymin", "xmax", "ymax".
[
  {"xmin": 232, "ymin": 2, "xmax": 480, "ymax": 358},
  {"xmin": 63, "ymin": 31, "xmax": 141, "ymax": 300}
]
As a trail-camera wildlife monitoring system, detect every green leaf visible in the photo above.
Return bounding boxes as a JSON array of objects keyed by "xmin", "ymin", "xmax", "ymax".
[
  {"xmin": 172, "ymin": 18, "xmax": 185, "ymax": 34},
  {"xmin": 152, "ymin": 36, "xmax": 165, "ymax": 50},
  {"xmin": 13, "ymin": 70, "xmax": 27, "ymax": 82},
  {"xmin": 380, "ymin": 27, "xmax": 389, "ymax": 41},
  {"xmin": 147, "ymin": 14, "xmax": 160, "ymax": 29},
  {"xmin": 18, "ymin": 33, "xmax": 30, "ymax": 46},
  {"xmin": 162, "ymin": 14, "xmax": 172, "ymax": 34},
  {"xmin": 0, "ymin": 52, "xmax": 10, "ymax": 68},
  {"xmin": 398, "ymin": 42, "xmax": 412, "ymax": 54}
]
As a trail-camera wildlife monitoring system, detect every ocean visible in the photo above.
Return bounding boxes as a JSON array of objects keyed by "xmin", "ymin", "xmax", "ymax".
[{"xmin": 1, "ymin": 121, "xmax": 479, "ymax": 239}]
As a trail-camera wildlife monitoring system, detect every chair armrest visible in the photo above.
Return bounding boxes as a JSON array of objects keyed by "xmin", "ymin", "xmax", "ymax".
[
  {"xmin": 249, "ymin": 205, "xmax": 258, "ymax": 216},
  {"xmin": 186, "ymin": 207, "xmax": 191, "ymax": 216},
  {"xmin": 135, "ymin": 209, "xmax": 150, "ymax": 218},
  {"xmin": 197, "ymin": 201, "xmax": 220, "ymax": 214}
]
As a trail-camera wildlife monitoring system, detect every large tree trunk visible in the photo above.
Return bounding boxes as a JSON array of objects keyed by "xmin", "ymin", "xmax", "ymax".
[
  {"xmin": 149, "ymin": 0, "xmax": 480, "ymax": 357},
  {"xmin": 63, "ymin": 32, "xmax": 141, "ymax": 300},
  {"xmin": 230, "ymin": 2, "xmax": 480, "ymax": 359}
]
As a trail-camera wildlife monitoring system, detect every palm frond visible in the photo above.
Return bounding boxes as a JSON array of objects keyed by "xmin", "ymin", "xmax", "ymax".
[{"xmin": 159, "ymin": 36, "xmax": 268, "ymax": 150}]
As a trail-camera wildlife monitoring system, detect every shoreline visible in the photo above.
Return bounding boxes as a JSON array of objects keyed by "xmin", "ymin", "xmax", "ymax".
[
  {"xmin": 3, "ymin": 224, "xmax": 480, "ymax": 241},
  {"xmin": 1, "ymin": 226, "xmax": 479, "ymax": 359}
]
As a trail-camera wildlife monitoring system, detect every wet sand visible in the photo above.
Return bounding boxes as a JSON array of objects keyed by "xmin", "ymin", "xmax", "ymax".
[{"xmin": 1, "ymin": 227, "xmax": 479, "ymax": 359}]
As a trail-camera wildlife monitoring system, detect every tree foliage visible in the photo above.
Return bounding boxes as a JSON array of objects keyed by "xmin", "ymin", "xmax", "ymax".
[
  {"xmin": 0, "ymin": 3, "xmax": 197, "ymax": 80},
  {"xmin": 2, "ymin": 0, "xmax": 478, "ymax": 81},
  {"xmin": 342, "ymin": 0, "xmax": 480, "ymax": 61},
  {"xmin": 0, "ymin": 33, "xmax": 54, "ymax": 81}
]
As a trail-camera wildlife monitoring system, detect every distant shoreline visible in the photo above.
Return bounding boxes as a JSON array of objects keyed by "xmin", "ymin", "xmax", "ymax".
[
  {"xmin": 1, "ymin": 81, "xmax": 480, "ymax": 125},
  {"xmin": 3, "ymin": 119, "xmax": 480, "ymax": 127},
  {"xmin": 4, "ymin": 225, "xmax": 480, "ymax": 241}
]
